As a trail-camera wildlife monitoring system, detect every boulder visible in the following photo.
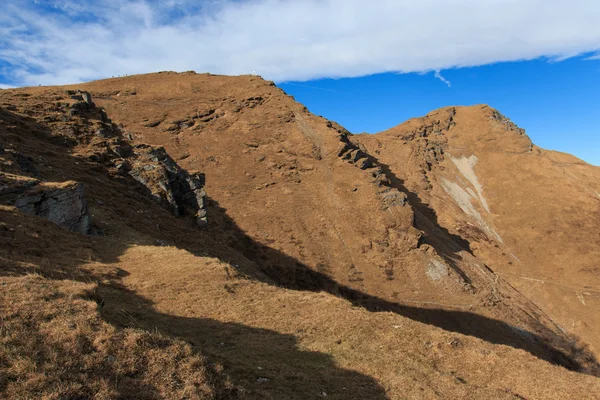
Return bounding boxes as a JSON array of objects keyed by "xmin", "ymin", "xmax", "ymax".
[
  {"xmin": 11, "ymin": 182, "xmax": 91, "ymax": 234},
  {"xmin": 79, "ymin": 91, "xmax": 95, "ymax": 107},
  {"xmin": 68, "ymin": 91, "xmax": 95, "ymax": 116},
  {"xmin": 128, "ymin": 145, "xmax": 208, "ymax": 225}
]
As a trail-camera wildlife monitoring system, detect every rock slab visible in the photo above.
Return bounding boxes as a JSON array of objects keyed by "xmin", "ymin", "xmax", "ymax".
[{"xmin": 12, "ymin": 182, "xmax": 91, "ymax": 234}]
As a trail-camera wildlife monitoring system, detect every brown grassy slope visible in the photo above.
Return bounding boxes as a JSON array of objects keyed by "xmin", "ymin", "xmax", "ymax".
[
  {"xmin": 71, "ymin": 72, "xmax": 597, "ymax": 370},
  {"xmin": 0, "ymin": 273, "xmax": 234, "ymax": 400},
  {"xmin": 1, "ymin": 78, "xmax": 600, "ymax": 398},
  {"xmin": 1, "ymin": 207, "xmax": 600, "ymax": 400},
  {"xmin": 354, "ymin": 105, "xmax": 600, "ymax": 355}
]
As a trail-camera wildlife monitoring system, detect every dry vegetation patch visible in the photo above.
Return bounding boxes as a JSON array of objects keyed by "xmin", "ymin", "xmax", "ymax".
[{"xmin": 0, "ymin": 274, "xmax": 236, "ymax": 400}]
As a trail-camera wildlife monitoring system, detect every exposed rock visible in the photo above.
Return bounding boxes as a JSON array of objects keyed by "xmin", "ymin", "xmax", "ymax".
[
  {"xmin": 490, "ymin": 109, "xmax": 526, "ymax": 135},
  {"xmin": 194, "ymin": 108, "xmax": 215, "ymax": 120},
  {"xmin": 68, "ymin": 91, "xmax": 95, "ymax": 116},
  {"xmin": 94, "ymin": 123, "xmax": 117, "ymax": 138},
  {"xmin": 426, "ymin": 258, "xmax": 450, "ymax": 281},
  {"xmin": 244, "ymin": 96, "xmax": 264, "ymax": 108},
  {"xmin": 19, "ymin": 88, "xmax": 209, "ymax": 227},
  {"xmin": 79, "ymin": 91, "xmax": 94, "ymax": 107},
  {"xmin": 9, "ymin": 181, "xmax": 91, "ymax": 234},
  {"xmin": 99, "ymin": 109, "xmax": 110, "ymax": 123},
  {"xmin": 336, "ymin": 131, "xmax": 406, "ymax": 209},
  {"xmin": 69, "ymin": 101, "xmax": 91, "ymax": 116},
  {"xmin": 128, "ymin": 145, "xmax": 207, "ymax": 226},
  {"xmin": 379, "ymin": 188, "xmax": 407, "ymax": 209}
]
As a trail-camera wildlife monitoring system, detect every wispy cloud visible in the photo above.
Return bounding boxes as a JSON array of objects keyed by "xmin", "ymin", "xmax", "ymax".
[
  {"xmin": 1, "ymin": 0, "xmax": 600, "ymax": 86},
  {"xmin": 434, "ymin": 70, "xmax": 452, "ymax": 88}
]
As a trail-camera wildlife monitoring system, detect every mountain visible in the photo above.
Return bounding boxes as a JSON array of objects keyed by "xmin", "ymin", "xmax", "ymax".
[
  {"xmin": 356, "ymin": 105, "xmax": 600, "ymax": 355},
  {"xmin": 0, "ymin": 72, "xmax": 598, "ymax": 399}
]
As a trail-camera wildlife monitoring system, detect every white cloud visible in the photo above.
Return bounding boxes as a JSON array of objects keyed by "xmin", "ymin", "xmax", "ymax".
[
  {"xmin": 1, "ymin": 0, "xmax": 600, "ymax": 86},
  {"xmin": 434, "ymin": 70, "xmax": 452, "ymax": 88}
]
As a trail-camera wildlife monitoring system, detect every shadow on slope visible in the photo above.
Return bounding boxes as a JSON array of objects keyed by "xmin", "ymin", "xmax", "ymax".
[
  {"xmin": 343, "ymin": 140, "xmax": 475, "ymax": 285},
  {"xmin": 95, "ymin": 278, "xmax": 389, "ymax": 400},
  {"xmin": 203, "ymin": 198, "xmax": 598, "ymax": 375},
  {"xmin": 0, "ymin": 206, "xmax": 388, "ymax": 400},
  {"xmin": 378, "ymin": 159, "xmax": 474, "ymax": 284},
  {"xmin": 0, "ymin": 108, "xmax": 388, "ymax": 399}
]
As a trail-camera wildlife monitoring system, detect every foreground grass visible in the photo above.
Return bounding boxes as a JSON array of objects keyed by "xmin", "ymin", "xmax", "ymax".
[{"xmin": 0, "ymin": 274, "xmax": 236, "ymax": 400}]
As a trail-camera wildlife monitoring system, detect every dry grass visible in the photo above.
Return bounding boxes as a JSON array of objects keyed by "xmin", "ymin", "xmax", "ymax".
[
  {"xmin": 102, "ymin": 244, "xmax": 600, "ymax": 400},
  {"xmin": 0, "ymin": 274, "xmax": 236, "ymax": 400}
]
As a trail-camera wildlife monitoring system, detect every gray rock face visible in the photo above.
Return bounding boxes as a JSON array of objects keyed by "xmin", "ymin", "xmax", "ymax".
[
  {"xmin": 69, "ymin": 101, "xmax": 90, "ymax": 116},
  {"xmin": 68, "ymin": 91, "xmax": 96, "ymax": 116},
  {"xmin": 79, "ymin": 91, "xmax": 94, "ymax": 107},
  {"xmin": 127, "ymin": 145, "xmax": 208, "ymax": 226},
  {"xmin": 12, "ymin": 182, "xmax": 91, "ymax": 234}
]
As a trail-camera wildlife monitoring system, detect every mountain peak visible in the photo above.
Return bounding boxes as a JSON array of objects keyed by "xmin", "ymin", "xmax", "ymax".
[{"xmin": 378, "ymin": 104, "xmax": 532, "ymax": 154}]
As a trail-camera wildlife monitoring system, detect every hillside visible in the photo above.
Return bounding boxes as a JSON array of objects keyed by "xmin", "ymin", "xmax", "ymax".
[
  {"xmin": 355, "ymin": 105, "xmax": 600, "ymax": 354},
  {"xmin": 0, "ymin": 72, "xmax": 599, "ymax": 399}
]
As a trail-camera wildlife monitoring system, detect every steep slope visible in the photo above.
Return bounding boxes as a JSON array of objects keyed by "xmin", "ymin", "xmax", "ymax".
[
  {"xmin": 354, "ymin": 105, "xmax": 600, "ymax": 355},
  {"xmin": 70, "ymin": 72, "xmax": 598, "ymax": 370},
  {"xmin": 0, "ymin": 74, "xmax": 599, "ymax": 399}
]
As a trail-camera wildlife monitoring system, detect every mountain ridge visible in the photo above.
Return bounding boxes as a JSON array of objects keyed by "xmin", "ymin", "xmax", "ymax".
[{"xmin": 1, "ymin": 71, "xmax": 599, "ymax": 399}]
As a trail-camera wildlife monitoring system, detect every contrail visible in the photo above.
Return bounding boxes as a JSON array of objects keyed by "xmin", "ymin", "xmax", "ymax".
[{"xmin": 434, "ymin": 70, "xmax": 452, "ymax": 87}]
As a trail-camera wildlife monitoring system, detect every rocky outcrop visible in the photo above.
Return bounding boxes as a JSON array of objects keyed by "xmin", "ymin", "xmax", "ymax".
[
  {"xmin": 127, "ymin": 145, "xmax": 208, "ymax": 226},
  {"xmin": 65, "ymin": 90, "xmax": 95, "ymax": 110},
  {"xmin": 9, "ymin": 181, "xmax": 91, "ymax": 234},
  {"xmin": 489, "ymin": 108, "xmax": 526, "ymax": 136},
  {"xmin": 336, "ymin": 132, "xmax": 407, "ymax": 210},
  {"xmin": 50, "ymin": 91, "xmax": 209, "ymax": 226}
]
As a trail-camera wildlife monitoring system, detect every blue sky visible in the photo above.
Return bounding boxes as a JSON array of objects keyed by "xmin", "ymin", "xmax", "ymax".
[{"xmin": 1, "ymin": 0, "xmax": 599, "ymax": 164}]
